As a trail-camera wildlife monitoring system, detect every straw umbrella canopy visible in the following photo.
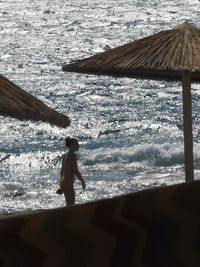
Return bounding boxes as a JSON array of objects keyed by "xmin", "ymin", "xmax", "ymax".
[
  {"xmin": 62, "ymin": 22, "xmax": 200, "ymax": 182},
  {"xmin": 0, "ymin": 74, "xmax": 70, "ymax": 128}
]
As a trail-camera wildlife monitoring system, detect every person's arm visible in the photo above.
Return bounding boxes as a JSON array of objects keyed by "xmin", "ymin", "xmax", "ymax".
[
  {"xmin": 60, "ymin": 154, "xmax": 65, "ymax": 178},
  {"xmin": 56, "ymin": 154, "xmax": 65, "ymax": 195},
  {"xmin": 60, "ymin": 164, "xmax": 63, "ymax": 178},
  {"xmin": 71, "ymin": 154, "xmax": 86, "ymax": 190}
]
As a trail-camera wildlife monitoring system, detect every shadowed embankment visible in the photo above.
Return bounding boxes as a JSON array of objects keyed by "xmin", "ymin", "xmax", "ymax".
[{"xmin": 0, "ymin": 180, "xmax": 200, "ymax": 266}]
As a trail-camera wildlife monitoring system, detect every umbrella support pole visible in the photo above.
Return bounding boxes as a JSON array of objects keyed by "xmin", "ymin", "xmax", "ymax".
[{"xmin": 182, "ymin": 73, "xmax": 194, "ymax": 182}]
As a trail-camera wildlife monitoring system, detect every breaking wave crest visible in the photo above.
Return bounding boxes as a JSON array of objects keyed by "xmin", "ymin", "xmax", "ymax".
[{"xmin": 83, "ymin": 143, "xmax": 200, "ymax": 168}]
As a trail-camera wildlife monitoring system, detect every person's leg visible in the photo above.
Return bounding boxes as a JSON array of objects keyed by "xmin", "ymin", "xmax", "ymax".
[
  {"xmin": 64, "ymin": 186, "xmax": 75, "ymax": 205},
  {"xmin": 60, "ymin": 179, "xmax": 75, "ymax": 205}
]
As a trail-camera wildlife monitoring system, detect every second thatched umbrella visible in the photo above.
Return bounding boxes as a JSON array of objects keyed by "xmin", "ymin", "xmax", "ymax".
[
  {"xmin": 62, "ymin": 22, "xmax": 200, "ymax": 182},
  {"xmin": 0, "ymin": 74, "xmax": 70, "ymax": 128}
]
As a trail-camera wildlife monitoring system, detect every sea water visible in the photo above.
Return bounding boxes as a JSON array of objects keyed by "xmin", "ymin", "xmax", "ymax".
[{"xmin": 1, "ymin": 0, "xmax": 200, "ymax": 214}]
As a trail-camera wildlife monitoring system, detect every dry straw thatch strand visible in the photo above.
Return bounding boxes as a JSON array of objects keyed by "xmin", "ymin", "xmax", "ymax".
[{"xmin": 0, "ymin": 75, "xmax": 70, "ymax": 128}]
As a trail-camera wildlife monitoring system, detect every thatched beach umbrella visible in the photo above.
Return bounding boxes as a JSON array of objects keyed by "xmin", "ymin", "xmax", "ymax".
[
  {"xmin": 0, "ymin": 74, "xmax": 70, "ymax": 128},
  {"xmin": 62, "ymin": 22, "xmax": 200, "ymax": 182}
]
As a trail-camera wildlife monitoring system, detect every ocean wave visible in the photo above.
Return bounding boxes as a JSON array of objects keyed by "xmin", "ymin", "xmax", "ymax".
[
  {"xmin": 2, "ymin": 142, "xmax": 200, "ymax": 174},
  {"xmin": 82, "ymin": 143, "xmax": 187, "ymax": 167}
]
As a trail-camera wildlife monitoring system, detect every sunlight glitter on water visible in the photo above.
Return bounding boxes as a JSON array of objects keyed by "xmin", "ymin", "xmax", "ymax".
[{"xmin": 1, "ymin": 0, "xmax": 200, "ymax": 213}]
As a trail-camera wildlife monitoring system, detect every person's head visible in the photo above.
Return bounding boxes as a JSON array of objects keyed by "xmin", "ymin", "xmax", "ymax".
[{"xmin": 65, "ymin": 137, "xmax": 79, "ymax": 151}]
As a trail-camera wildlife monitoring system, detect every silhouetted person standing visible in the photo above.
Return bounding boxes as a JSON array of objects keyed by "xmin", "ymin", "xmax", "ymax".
[{"xmin": 59, "ymin": 137, "xmax": 86, "ymax": 205}]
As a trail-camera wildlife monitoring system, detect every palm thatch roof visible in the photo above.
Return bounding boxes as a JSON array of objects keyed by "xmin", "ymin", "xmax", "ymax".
[
  {"xmin": 62, "ymin": 22, "xmax": 200, "ymax": 81},
  {"xmin": 0, "ymin": 75, "xmax": 70, "ymax": 128}
]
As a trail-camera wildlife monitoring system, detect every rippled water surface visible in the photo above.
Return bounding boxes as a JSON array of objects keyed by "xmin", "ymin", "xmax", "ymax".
[{"xmin": 1, "ymin": 0, "xmax": 200, "ymax": 214}]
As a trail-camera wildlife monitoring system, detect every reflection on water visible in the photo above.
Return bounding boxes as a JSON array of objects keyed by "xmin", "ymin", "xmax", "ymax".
[{"xmin": 1, "ymin": 0, "xmax": 200, "ymax": 214}]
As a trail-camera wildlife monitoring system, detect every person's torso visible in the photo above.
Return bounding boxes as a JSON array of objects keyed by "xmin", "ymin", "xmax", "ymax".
[{"xmin": 61, "ymin": 153, "xmax": 75, "ymax": 182}]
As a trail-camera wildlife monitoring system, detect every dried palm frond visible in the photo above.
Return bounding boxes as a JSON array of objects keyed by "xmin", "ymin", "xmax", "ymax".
[{"xmin": 0, "ymin": 75, "xmax": 70, "ymax": 128}]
